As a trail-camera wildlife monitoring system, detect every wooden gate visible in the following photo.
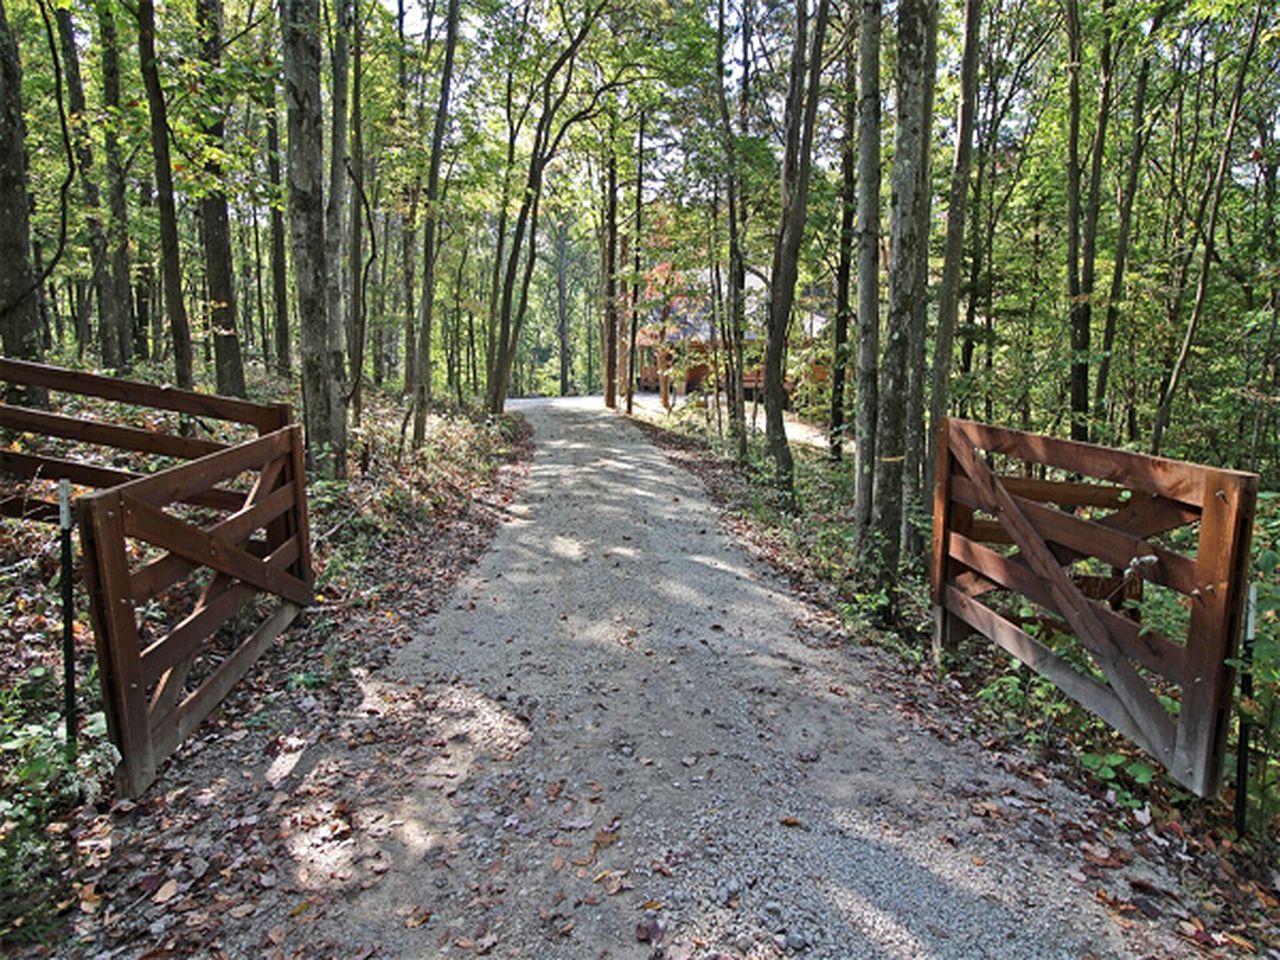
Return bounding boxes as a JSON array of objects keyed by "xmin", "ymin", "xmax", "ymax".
[
  {"xmin": 932, "ymin": 418, "xmax": 1257, "ymax": 798},
  {"xmin": 0, "ymin": 359, "xmax": 311, "ymax": 796}
]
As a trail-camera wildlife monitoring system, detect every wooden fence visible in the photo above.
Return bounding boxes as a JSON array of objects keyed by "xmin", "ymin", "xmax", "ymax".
[
  {"xmin": 0, "ymin": 359, "xmax": 311, "ymax": 796},
  {"xmin": 932, "ymin": 418, "xmax": 1257, "ymax": 797}
]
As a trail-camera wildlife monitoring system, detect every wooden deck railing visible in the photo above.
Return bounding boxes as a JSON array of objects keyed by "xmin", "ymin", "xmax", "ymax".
[
  {"xmin": 932, "ymin": 418, "xmax": 1258, "ymax": 798},
  {"xmin": 0, "ymin": 359, "xmax": 310, "ymax": 796}
]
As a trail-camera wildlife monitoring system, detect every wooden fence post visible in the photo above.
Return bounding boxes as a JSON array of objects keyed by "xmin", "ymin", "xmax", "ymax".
[{"xmin": 81, "ymin": 492, "xmax": 155, "ymax": 796}]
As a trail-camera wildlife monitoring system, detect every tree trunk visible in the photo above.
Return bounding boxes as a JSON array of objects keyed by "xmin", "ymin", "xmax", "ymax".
[
  {"xmin": 626, "ymin": 112, "xmax": 645, "ymax": 414},
  {"xmin": 853, "ymin": 0, "xmax": 881, "ymax": 549},
  {"xmin": 871, "ymin": 0, "xmax": 929, "ymax": 581},
  {"xmin": 765, "ymin": 0, "xmax": 831, "ymax": 497},
  {"xmin": 0, "ymin": 0, "xmax": 39, "ymax": 360},
  {"xmin": 901, "ymin": 0, "xmax": 937, "ymax": 554},
  {"xmin": 267, "ymin": 82, "xmax": 291, "ymax": 375},
  {"xmin": 197, "ymin": 0, "xmax": 247, "ymax": 397},
  {"xmin": 556, "ymin": 221, "xmax": 571, "ymax": 396},
  {"xmin": 924, "ymin": 0, "xmax": 980, "ymax": 498},
  {"xmin": 829, "ymin": 19, "xmax": 856, "ymax": 461},
  {"xmin": 412, "ymin": 0, "xmax": 460, "ymax": 446},
  {"xmin": 604, "ymin": 143, "xmax": 619, "ymax": 409},
  {"xmin": 1093, "ymin": 9, "xmax": 1164, "ymax": 438},
  {"xmin": 325, "ymin": 0, "xmax": 350, "ymax": 390},
  {"xmin": 283, "ymin": 0, "xmax": 343, "ymax": 476},
  {"xmin": 57, "ymin": 7, "xmax": 119, "ymax": 370},
  {"xmin": 349, "ymin": 0, "xmax": 365, "ymax": 420},
  {"xmin": 98, "ymin": 3, "xmax": 134, "ymax": 365},
  {"xmin": 138, "ymin": 0, "xmax": 193, "ymax": 387}
]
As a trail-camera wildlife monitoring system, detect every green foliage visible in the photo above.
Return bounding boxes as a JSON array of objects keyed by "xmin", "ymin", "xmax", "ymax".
[{"xmin": 0, "ymin": 671, "xmax": 117, "ymax": 943}]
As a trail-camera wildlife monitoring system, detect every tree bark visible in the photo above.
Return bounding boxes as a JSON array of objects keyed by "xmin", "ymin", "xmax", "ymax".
[
  {"xmin": 852, "ymin": 0, "xmax": 881, "ymax": 549},
  {"xmin": 871, "ymin": 0, "xmax": 929, "ymax": 581},
  {"xmin": 626, "ymin": 112, "xmax": 645, "ymax": 414},
  {"xmin": 829, "ymin": 18, "xmax": 856, "ymax": 461},
  {"xmin": 325, "ymin": 0, "xmax": 350, "ymax": 390},
  {"xmin": 98, "ymin": 1, "xmax": 134, "ymax": 366},
  {"xmin": 603, "ymin": 143, "xmax": 619, "ymax": 409},
  {"xmin": 267, "ymin": 87, "xmax": 290, "ymax": 374},
  {"xmin": 412, "ymin": 0, "xmax": 460, "ymax": 446},
  {"xmin": 283, "ymin": 0, "xmax": 344, "ymax": 476},
  {"xmin": 197, "ymin": 0, "xmax": 247, "ymax": 397},
  {"xmin": 924, "ymin": 0, "xmax": 980, "ymax": 499},
  {"xmin": 556, "ymin": 220, "xmax": 571, "ymax": 395},
  {"xmin": 0, "ymin": 0, "xmax": 39, "ymax": 360},
  {"xmin": 138, "ymin": 0, "xmax": 193, "ymax": 387},
  {"xmin": 349, "ymin": 0, "xmax": 366, "ymax": 422}
]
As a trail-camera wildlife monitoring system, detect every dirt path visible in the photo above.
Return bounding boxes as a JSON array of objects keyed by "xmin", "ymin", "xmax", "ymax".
[{"xmin": 239, "ymin": 400, "xmax": 1187, "ymax": 959}]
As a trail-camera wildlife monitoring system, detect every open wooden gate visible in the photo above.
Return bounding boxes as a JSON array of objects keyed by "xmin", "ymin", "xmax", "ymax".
[
  {"xmin": 932, "ymin": 418, "xmax": 1257, "ymax": 798},
  {"xmin": 0, "ymin": 359, "xmax": 311, "ymax": 796}
]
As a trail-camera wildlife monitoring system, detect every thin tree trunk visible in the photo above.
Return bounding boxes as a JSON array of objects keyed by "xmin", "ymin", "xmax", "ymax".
[
  {"xmin": 1151, "ymin": 0, "xmax": 1264, "ymax": 453},
  {"xmin": 138, "ymin": 0, "xmax": 193, "ymax": 387},
  {"xmin": 556, "ymin": 221, "xmax": 571, "ymax": 395},
  {"xmin": 325, "ymin": 0, "xmax": 350, "ymax": 393},
  {"xmin": 853, "ymin": 0, "xmax": 882, "ymax": 549},
  {"xmin": 604, "ymin": 141, "xmax": 619, "ymax": 409},
  {"xmin": 197, "ymin": 0, "xmax": 246, "ymax": 397},
  {"xmin": 1093, "ymin": 9, "xmax": 1164, "ymax": 437},
  {"xmin": 57, "ymin": 7, "xmax": 119, "ymax": 370},
  {"xmin": 765, "ymin": 0, "xmax": 831, "ymax": 497},
  {"xmin": 349, "ymin": 0, "xmax": 366, "ymax": 421},
  {"xmin": 626, "ymin": 112, "xmax": 645, "ymax": 414},
  {"xmin": 412, "ymin": 0, "xmax": 460, "ymax": 445},
  {"xmin": 830, "ymin": 19, "xmax": 856, "ymax": 461},
  {"xmin": 924, "ymin": 0, "xmax": 980, "ymax": 499},
  {"xmin": 267, "ymin": 82, "xmax": 290, "ymax": 374}
]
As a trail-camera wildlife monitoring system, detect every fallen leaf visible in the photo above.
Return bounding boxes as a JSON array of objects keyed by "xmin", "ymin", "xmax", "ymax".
[
  {"xmin": 594, "ymin": 830, "xmax": 618, "ymax": 849},
  {"xmin": 778, "ymin": 816, "xmax": 802, "ymax": 828},
  {"xmin": 152, "ymin": 879, "xmax": 179, "ymax": 905},
  {"xmin": 550, "ymin": 856, "xmax": 565, "ymax": 873},
  {"xmin": 636, "ymin": 917, "xmax": 663, "ymax": 943}
]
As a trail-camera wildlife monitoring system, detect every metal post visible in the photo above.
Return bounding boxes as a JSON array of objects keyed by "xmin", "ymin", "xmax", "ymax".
[
  {"xmin": 1233, "ymin": 582, "xmax": 1257, "ymax": 836},
  {"xmin": 60, "ymin": 479, "xmax": 76, "ymax": 760}
]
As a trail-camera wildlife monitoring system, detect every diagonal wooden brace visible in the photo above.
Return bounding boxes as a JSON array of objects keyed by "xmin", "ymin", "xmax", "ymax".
[{"xmin": 120, "ymin": 495, "xmax": 312, "ymax": 607}]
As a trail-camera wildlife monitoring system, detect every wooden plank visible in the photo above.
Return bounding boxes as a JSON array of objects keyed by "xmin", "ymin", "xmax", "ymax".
[
  {"xmin": 139, "ymin": 536, "xmax": 301, "ymax": 687},
  {"xmin": 0, "ymin": 449, "xmax": 243, "ymax": 512},
  {"xmin": 129, "ymin": 482, "xmax": 295, "ymax": 602},
  {"xmin": 82, "ymin": 493, "xmax": 156, "ymax": 797},
  {"xmin": 931, "ymin": 419, "xmax": 958, "ymax": 662},
  {"xmin": 951, "ymin": 418, "xmax": 1252, "ymax": 506},
  {"xmin": 951, "ymin": 475, "xmax": 1198, "ymax": 595},
  {"xmin": 1173, "ymin": 472, "xmax": 1258, "ymax": 796},
  {"xmin": 151, "ymin": 601, "xmax": 301, "ymax": 762},
  {"xmin": 287, "ymin": 426, "xmax": 315, "ymax": 590},
  {"xmin": 949, "ymin": 430, "xmax": 1177, "ymax": 764},
  {"xmin": 0, "ymin": 357, "xmax": 283, "ymax": 431},
  {"xmin": 0, "ymin": 404, "xmax": 226, "ymax": 460},
  {"xmin": 120, "ymin": 495, "xmax": 311, "ymax": 606},
  {"xmin": 949, "ymin": 533, "xmax": 1184, "ymax": 684},
  {"xmin": 943, "ymin": 586, "xmax": 1163, "ymax": 758},
  {"xmin": 1000, "ymin": 476, "xmax": 1130, "ymax": 508},
  {"xmin": 104, "ymin": 427, "xmax": 292, "ymax": 508}
]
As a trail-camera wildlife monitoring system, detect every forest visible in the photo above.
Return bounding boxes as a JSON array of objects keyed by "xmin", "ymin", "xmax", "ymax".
[
  {"xmin": 2, "ymin": 0, "xmax": 1278, "ymax": 557},
  {"xmin": 2, "ymin": 0, "xmax": 1280, "ymax": 947}
]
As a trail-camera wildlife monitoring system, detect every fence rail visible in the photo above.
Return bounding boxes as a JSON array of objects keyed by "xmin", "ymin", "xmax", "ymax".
[{"xmin": 932, "ymin": 417, "xmax": 1257, "ymax": 798}]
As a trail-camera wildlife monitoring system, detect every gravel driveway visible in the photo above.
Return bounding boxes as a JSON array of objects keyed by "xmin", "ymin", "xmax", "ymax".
[{"xmin": 301, "ymin": 398, "xmax": 1186, "ymax": 959}]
